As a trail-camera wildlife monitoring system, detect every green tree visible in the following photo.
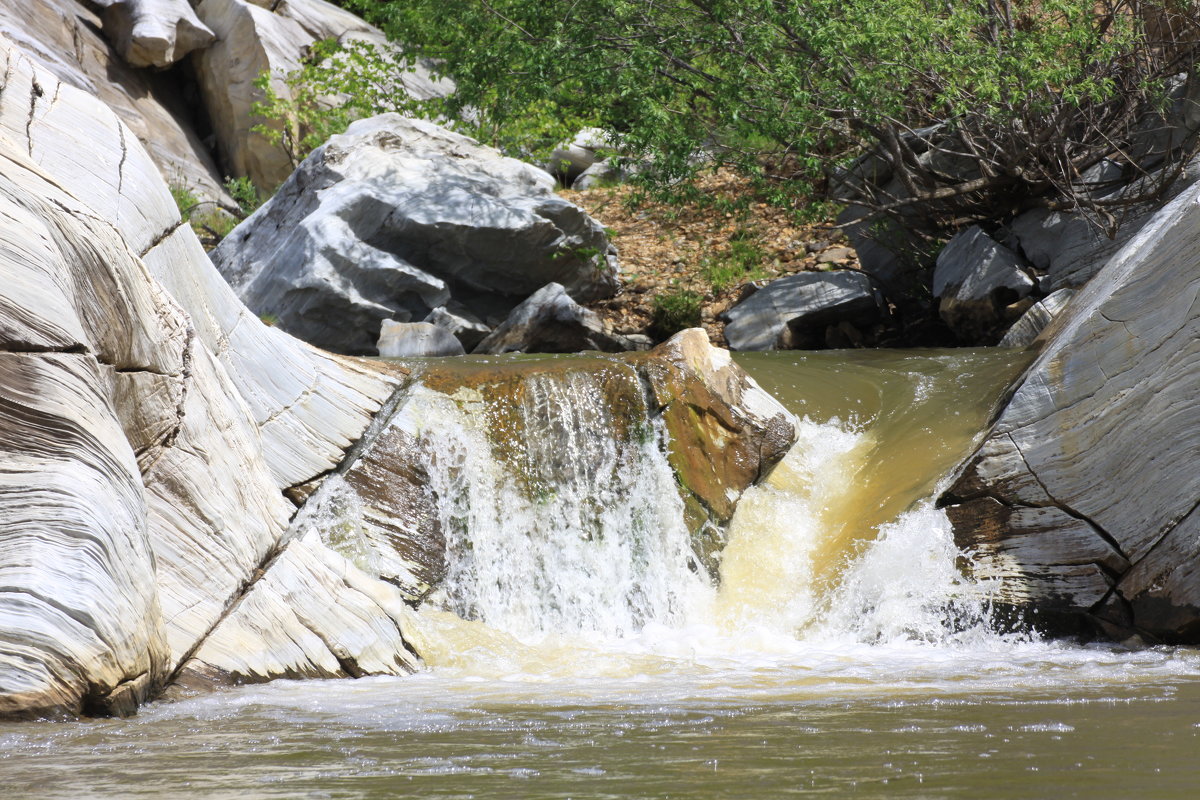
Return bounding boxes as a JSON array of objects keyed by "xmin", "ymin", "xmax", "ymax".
[{"xmin": 333, "ymin": 0, "xmax": 1200, "ymax": 238}]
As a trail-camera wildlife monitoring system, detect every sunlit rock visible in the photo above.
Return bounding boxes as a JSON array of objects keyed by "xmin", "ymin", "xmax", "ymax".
[
  {"xmin": 0, "ymin": 0, "xmax": 230, "ymax": 204},
  {"xmin": 473, "ymin": 282, "xmax": 638, "ymax": 354},
  {"xmin": 211, "ymin": 114, "xmax": 620, "ymax": 355},
  {"xmin": 0, "ymin": 37, "xmax": 413, "ymax": 717},
  {"xmin": 93, "ymin": 0, "xmax": 215, "ymax": 68},
  {"xmin": 177, "ymin": 533, "xmax": 420, "ymax": 687},
  {"xmin": 377, "ymin": 320, "xmax": 465, "ymax": 357}
]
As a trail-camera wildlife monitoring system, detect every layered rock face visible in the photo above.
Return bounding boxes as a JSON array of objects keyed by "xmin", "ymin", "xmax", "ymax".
[
  {"xmin": 0, "ymin": 0, "xmax": 230, "ymax": 203},
  {"xmin": 941, "ymin": 181, "xmax": 1200, "ymax": 642},
  {"xmin": 0, "ymin": 32, "xmax": 791, "ymax": 715},
  {"xmin": 0, "ymin": 36, "xmax": 419, "ymax": 717},
  {"xmin": 212, "ymin": 115, "xmax": 620, "ymax": 355}
]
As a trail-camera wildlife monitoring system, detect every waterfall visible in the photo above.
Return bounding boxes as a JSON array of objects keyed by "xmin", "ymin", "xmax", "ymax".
[
  {"xmin": 309, "ymin": 350, "xmax": 1029, "ymax": 656},
  {"xmin": 401, "ymin": 368, "xmax": 713, "ymax": 639}
]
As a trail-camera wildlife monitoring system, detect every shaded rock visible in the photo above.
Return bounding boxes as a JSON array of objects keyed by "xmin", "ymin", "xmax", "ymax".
[
  {"xmin": 572, "ymin": 160, "xmax": 625, "ymax": 190},
  {"xmin": 547, "ymin": 127, "xmax": 609, "ymax": 183},
  {"xmin": 424, "ymin": 304, "xmax": 491, "ymax": 351},
  {"xmin": 377, "ymin": 320, "xmax": 465, "ymax": 357},
  {"xmin": 836, "ymin": 189, "xmax": 935, "ymax": 309},
  {"xmin": 93, "ymin": 0, "xmax": 215, "ymax": 68},
  {"xmin": 998, "ymin": 289, "xmax": 1076, "ymax": 347},
  {"xmin": 212, "ymin": 114, "xmax": 620, "ymax": 355},
  {"xmin": 721, "ymin": 270, "xmax": 886, "ymax": 351},
  {"xmin": 933, "ymin": 226, "xmax": 1035, "ymax": 341},
  {"xmin": 473, "ymin": 283, "xmax": 635, "ymax": 354},
  {"xmin": 941, "ymin": 180, "xmax": 1200, "ymax": 642},
  {"xmin": 1006, "ymin": 155, "xmax": 1200, "ymax": 293}
]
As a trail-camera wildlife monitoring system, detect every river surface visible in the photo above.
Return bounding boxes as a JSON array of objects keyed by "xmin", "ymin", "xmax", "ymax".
[{"xmin": 4, "ymin": 348, "xmax": 1200, "ymax": 799}]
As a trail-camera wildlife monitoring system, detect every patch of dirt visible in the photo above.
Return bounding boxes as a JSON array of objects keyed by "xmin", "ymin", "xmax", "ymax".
[{"xmin": 561, "ymin": 170, "xmax": 859, "ymax": 346}]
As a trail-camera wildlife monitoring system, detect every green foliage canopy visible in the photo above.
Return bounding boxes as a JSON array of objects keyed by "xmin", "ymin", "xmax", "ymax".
[{"xmin": 316, "ymin": 1, "xmax": 1200, "ymax": 233}]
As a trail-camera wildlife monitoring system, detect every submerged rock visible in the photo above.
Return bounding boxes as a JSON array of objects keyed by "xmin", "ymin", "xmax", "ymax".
[
  {"xmin": 941, "ymin": 180, "xmax": 1200, "ymax": 642},
  {"xmin": 211, "ymin": 114, "xmax": 620, "ymax": 355}
]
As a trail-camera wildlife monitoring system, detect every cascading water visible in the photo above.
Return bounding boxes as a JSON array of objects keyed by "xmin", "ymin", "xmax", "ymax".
[
  {"xmin": 399, "ymin": 367, "xmax": 712, "ymax": 639},
  {"xmin": 378, "ymin": 348, "xmax": 1031, "ymax": 662}
]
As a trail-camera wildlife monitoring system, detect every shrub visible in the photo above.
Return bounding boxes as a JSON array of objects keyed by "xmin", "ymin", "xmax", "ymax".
[{"xmin": 650, "ymin": 289, "xmax": 703, "ymax": 339}]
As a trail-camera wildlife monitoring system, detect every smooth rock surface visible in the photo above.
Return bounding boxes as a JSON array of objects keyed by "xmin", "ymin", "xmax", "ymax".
[
  {"xmin": 94, "ymin": 0, "xmax": 215, "ymax": 68},
  {"xmin": 178, "ymin": 533, "xmax": 420, "ymax": 686},
  {"xmin": 933, "ymin": 226, "xmax": 1035, "ymax": 340},
  {"xmin": 378, "ymin": 320, "xmax": 466, "ymax": 357},
  {"xmin": 722, "ymin": 271, "xmax": 886, "ymax": 351},
  {"xmin": 473, "ymin": 283, "xmax": 635, "ymax": 354},
  {"xmin": 942, "ymin": 180, "xmax": 1200, "ymax": 641},
  {"xmin": 212, "ymin": 114, "xmax": 620, "ymax": 355}
]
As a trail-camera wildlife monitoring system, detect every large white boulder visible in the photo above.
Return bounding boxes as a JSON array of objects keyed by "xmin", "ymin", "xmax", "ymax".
[{"xmin": 212, "ymin": 115, "xmax": 621, "ymax": 355}]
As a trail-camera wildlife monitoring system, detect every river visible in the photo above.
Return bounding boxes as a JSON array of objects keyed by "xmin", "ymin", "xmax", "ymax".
[{"xmin": 3, "ymin": 349, "xmax": 1198, "ymax": 798}]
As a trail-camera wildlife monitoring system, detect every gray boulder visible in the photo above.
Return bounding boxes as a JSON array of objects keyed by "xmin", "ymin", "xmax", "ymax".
[
  {"xmin": 998, "ymin": 288, "xmax": 1076, "ymax": 347},
  {"xmin": 721, "ymin": 271, "xmax": 886, "ymax": 351},
  {"xmin": 933, "ymin": 226, "xmax": 1035, "ymax": 340},
  {"xmin": 941, "ymin": 179, "xmax": 1200, "ymax": 642},
  {"xmin": 572, "ymin": 161, "xmax": 625, "ymax": 191},
  {"xmin": 473, "ymin": 283, "xmax": 637, "ymax": 354},
  {"xmin": 377, "ymin": 320, "xmax": 465, "ymax": 357},
  {"xmin": 211, "ymin": 114, "xmax": 620, "ymax": 355}
]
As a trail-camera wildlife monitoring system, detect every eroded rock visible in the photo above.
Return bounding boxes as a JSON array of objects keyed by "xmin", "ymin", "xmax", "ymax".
[
  {"xmin": 473, "ymin": 282, "xmax": 637, "ymax": 354},
  {"xmin": 0, "ymin": 36, "xmax": 415, "ymax": 718}
]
